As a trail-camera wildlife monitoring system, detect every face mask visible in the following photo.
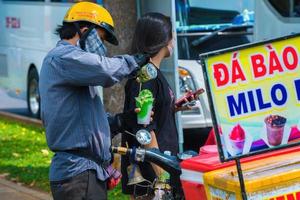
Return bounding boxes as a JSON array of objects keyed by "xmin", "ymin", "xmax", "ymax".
[
  {"xmin": 167, "ymin": 45, "xmax": 174, "ymax": 56},
  {"xmin": 77, "ymin": 28, "xmax": 107, "ymax": 98},
  {"xmin": 167, "ymin": 38, "xmax": 175, "ymax": 57},
  {"xmin": 84, "ymin": 28, "xmax": 108, "ymax": 56}
]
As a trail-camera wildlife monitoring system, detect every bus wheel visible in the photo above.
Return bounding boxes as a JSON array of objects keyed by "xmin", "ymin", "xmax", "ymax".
[{"xmin": 27, "ymin": 68, "xmax": 40, "ymax": 118}]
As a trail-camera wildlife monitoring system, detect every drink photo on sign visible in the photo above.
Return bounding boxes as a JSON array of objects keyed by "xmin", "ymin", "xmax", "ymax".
[{"xmin": 201, "ymin": 33, "xmax": 300, "ymax": 161}]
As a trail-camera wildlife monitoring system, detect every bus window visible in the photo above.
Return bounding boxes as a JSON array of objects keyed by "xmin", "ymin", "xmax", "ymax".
[
  {"xmin": 268, "ymin": 0, "xmax": 300, "ymax": 17},
  {"xmin": 176, "ymin": 0, "xmax": 254, "ymax": 60}
]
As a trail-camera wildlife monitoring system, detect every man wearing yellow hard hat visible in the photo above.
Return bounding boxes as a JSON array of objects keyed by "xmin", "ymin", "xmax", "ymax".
[{"xmin": 39, "ymin": 2, "xmax": 149, "ymax": 199}]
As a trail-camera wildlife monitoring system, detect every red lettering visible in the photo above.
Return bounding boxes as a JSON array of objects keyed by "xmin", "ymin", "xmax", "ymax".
[
  {"xmin": 13, "ymin": 18, "xmax": 20, "ymax": 28},
  {"xmin": 232, "ymin": 58, "xmax": 246, "ymax": 84},
  {"xmin": 268, "ymin": 191, "xmax": 300, "ymax": 200},
  {"xmin": 12, "ymin": 18, "xmax": 17, "ymax": 28},
  {"xmin": 251, "ymin": 54, "xmax": 267, "ymax": 78},
  {"xmin": 213, "ymin": 63, "xmax": 229, "ymax": 87},
  {"xmin": 6, "ymin": 17, "xmax": 10, "ymax": 28},
  {"xmin": 287, "ymin": 193, "xmax": 296, "ymax": 200},
  {"xmin": 5, "ymin": 17, "xmax": 21, "ymax": 29},
  {"xmin": 269, "ymin": 50, "xmax": 284, "ymax": 74},
  {"xmin": 283, "ymin": 46, "xmax": 298, "ymax": 70},
  {"xmin": 276, "ymin": 196, "xmax": 285, "ymax": 200},
  {"xmin": 296, "ymin": 192, "xmax": 300, "ymax": 200},
  {"xmin": 12, "ymin": 17, "xmax": 16, "ymax": 28}
]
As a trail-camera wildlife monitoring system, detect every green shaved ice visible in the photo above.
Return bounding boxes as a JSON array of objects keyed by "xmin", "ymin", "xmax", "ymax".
[
  {"xmin": 138, "ymin": 89, "xmax": 153, "ymax": 98},
  {"xmin": 135, "ymin": 89, "xmax": 154, "ymax": 120},
  {"xmin": 136, "ymin": 89, "xmax": 153, "ymax": 106}
]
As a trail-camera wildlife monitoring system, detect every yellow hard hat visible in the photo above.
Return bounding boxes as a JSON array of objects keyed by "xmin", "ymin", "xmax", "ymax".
[{"xmin": 64, "ymin": 2, "xmax": 118, "ymax": 45}]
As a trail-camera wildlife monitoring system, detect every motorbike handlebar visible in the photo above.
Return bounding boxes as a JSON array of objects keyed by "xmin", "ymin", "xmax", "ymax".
[
  {"xmin": 111, "ymin": 146, "xmax": 182, "ymax": 176},
  {"xmin": 111, "ymin": 146, "xmax": 131, "ymax": 155}
]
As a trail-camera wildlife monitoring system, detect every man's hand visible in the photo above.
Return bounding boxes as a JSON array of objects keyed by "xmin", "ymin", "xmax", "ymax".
[{"xmin": 133, "ymin": 54, "xmax": 150, "ymax": 68}]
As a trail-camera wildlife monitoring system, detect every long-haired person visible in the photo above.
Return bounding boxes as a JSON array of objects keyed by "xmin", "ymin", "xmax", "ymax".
[{"xmin": 121, "ymin": 12, "xmax": 192, "ymax": 199}]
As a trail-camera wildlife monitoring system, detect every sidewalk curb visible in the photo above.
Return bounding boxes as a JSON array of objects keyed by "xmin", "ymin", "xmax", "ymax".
[
  {"xmin": 0, "ymin": 178, "xmax": 52, "ymax": 200},
  {"xmin": 0, "ymin": 111, "xmax": 42, "ymax": 127}
]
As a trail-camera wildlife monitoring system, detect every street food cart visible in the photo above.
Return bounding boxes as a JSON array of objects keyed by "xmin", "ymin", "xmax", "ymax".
[
  {"xmin": 180, "ymin": 33, "xmax": 300, "ymax": 200},
  {"xmin": 181, "ymin": 145, "xmax": 300, "ymax": 200},
  {"xmin": 204, "ymin": 147, "xmax": 300, "ymax": 200}
]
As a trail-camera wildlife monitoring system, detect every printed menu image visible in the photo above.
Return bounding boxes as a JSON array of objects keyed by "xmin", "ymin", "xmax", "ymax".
[{"xmin": 202, "ymin": 34, "xmax": 300, "ymax": 161}]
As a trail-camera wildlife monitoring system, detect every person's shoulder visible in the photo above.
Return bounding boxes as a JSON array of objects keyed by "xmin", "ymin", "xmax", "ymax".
[
  {"xmin": 125, "ymin": 78, "xmax": 134, "ymax": 85},
  {"xmin": 48, "ymin": 40, "xmax": 79, "ymax": 57},
  {"xmin": 156, "ymin": 69, "xmax": 166, "ymax": 81},
  {"xmin": 125, "ymin": 78, "xmax": 138, "ymax": 89}
]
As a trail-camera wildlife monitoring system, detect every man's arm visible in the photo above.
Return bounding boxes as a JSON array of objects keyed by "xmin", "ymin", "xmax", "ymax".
[
  {"xmin": 55, "ymin": 48, "xmax": 147, "ymax": 87},
  {"xmin": 107, "ymin": 113, "xmax": 124, "ymax": 138}
]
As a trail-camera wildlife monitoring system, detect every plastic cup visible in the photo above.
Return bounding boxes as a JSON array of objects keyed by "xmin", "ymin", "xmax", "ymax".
[
  {"xmin": 230, "ymin": 139, "xmax": 245, "ymax": 155},
  {"xmin": 265, "ymin": 121, "xmax": 285, "ymax": 146},
  {"xmin": 136, "ymin": 100, "xmax": 153, "ymax": 125}
]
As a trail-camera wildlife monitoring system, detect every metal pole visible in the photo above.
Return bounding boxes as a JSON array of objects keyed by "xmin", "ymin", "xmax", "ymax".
[
  {"xmin": 136, "ymin": 0, "xmax": 141, "ymax": 19},
  {"xmin": 235, "ymin": 158, "xmax": 247, "ymax": 200},
  {"xmin": 170, "ymin": 0, "xmax": 184, "ymax": 153}
]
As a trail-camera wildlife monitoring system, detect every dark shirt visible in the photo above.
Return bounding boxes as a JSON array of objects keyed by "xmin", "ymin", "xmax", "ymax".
[
  {"xmin": 121, "ymin": 68, "xmax": 179, "ymax": 195},
  {"xmin": 123, "ymin": 68, "xmax": 179, "ymax": 154}
]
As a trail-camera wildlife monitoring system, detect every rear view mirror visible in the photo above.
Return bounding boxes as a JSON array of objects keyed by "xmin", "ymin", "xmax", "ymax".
[{"xmin": 136, "ymin": 129, "xmax": 152, "ymax": 145}]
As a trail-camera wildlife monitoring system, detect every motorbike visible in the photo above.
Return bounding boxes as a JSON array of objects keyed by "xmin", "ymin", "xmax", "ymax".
[{"xmin": 111, "ymin": 129, "xmax": 197, "ymax": 200}]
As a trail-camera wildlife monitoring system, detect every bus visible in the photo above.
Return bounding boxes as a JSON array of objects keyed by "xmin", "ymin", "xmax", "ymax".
[
  {"xmin": 175, "ymin": 0, "xmax": 254, "ymax": 129},
  {"xmin": 1, "ymin": 0, "xmax": 300, "ymax": 128},
  {"xmin": 0, "ymin": 0, "xmax": 102, "ymax": 118},
  {"xmin": 175, "ymin": 0, "xmax": 300, "ymax": 130}
]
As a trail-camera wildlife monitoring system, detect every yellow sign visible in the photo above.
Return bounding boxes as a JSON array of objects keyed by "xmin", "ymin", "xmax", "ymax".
[{"xmin": 203, "ymin": 34, "xmax": 300, "ymax": 160}]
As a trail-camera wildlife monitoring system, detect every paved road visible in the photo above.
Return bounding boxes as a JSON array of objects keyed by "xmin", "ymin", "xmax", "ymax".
[
  {"xmin": 0, "ymin": 89, "xmax": 30, "ymax": 117},
  {"xmin": 0, "ymin": 176, "xmax": 51, "ymax": 200}
]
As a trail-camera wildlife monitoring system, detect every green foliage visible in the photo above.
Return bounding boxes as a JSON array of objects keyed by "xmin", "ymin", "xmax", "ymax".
[
  {"xmin": 0, "ymin": 118, "xmax": 128, "ymax": 199},
  {"xmin": 0, "ymin": 118, "xmax": 51, "ymax": 191},
  {"xmin": 108, "ymin": 184, "xmax": 129, "ymax": 200}
]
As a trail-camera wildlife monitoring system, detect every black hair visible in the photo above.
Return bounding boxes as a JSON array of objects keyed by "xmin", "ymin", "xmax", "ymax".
[
  {"xmin": 131, "ymin": 12, "xmax": 172, "ymax": 56},
  {"xmin": 55, "ymin": 21, "xmax": 93, "ymax": 40}
]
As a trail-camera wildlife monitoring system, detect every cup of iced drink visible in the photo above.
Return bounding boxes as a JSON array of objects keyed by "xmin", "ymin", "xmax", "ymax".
[
  {"xmin": 135, "ymin": 89, "xmax": 154, "ymax": 125},
  {"xmin": 229, "ymin": 124, "xmax": 245, "ymax": 155},
  {"xmin": 265, "ymin": 115, "xmax": 286, "ymax": 146}
]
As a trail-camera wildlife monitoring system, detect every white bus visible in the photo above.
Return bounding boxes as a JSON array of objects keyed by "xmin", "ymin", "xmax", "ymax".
[
  {"xmin": 175, "ymin": 0, "xmax": 255, "ymax": 129},
  {"xmin": 175, "ymin": 0, "xmax": 300, "ymax": 129},
  {"xmin": 0, "ymin": 0, "xmax": 102, "ymax": 118},
  {"xmin": 1, "ymin": 0, "xmax": 300, "ymax": 128}
]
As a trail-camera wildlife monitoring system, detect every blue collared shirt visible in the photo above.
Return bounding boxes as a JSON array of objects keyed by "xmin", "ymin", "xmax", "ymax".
[{"xmin": 39, "ymin": 40, "xmax": 138, "ymax": 181}]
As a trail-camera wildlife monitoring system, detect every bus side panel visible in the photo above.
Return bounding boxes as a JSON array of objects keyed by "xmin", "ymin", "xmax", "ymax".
[
  {"xmin": 0, "ymin": 1, "xmax": 69, "ymax": 100},
  {"xmin": 0, "ymin": 47, "xmax": 47, "ymax": 100},
  {"xmin": 0, "ymin": 46, "xmax": 27, "ymax": 100},
  {"xmin": 0, "ymin": 2, "xmax": 67, "ymax": 51}
]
